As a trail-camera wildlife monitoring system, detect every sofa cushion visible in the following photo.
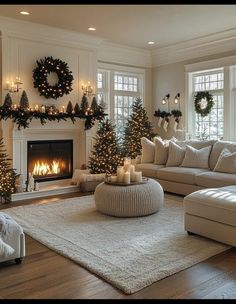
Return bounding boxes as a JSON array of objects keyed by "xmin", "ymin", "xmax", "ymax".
[
  {"xmin": 213, "ymin": 148, "xmax": 236, "ymax": 173},
  {"xmin": 141, "ymin": 137, "xmax": 155, "ymax": 163},
  {"xmin": 166, "ymin": 141, "xmax": 186, "ymax": 167},
  {"xmin": 209, "ymin": 140, "xmax": 236, "ymax": 171},
  {"xmin": 176, "ymin": 139, "xmax": 216, "ymax": 149},
  {"xmin": 156, "ymin": 167, "xmax": 208, "ymax": 185},
  {"xmin": 196, "ymin": 171, "xmax": 236, "ymax": 188},
  {"xmin": 181, "ymin": 145, "xmax": 212, "ymax": 169},
  {"xmin": 183, "ymin": 187, "xmax": 236, "ymax": 227},
  {"xmin": 135, "ymin": 163, "xmax": 164, "ymax": 178},
  {"xmin": 154, "ymin": 137, "xmax": 177, "ymax": 165}
]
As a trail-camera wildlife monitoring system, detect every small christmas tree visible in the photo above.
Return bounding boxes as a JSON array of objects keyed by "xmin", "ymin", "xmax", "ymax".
[
  {"xmin": 122, "ymin": 97, "xmax": 155, "ymax": 159},
  {"xmin": 74, "ymin": 103, "xmax": 80, "ymax": 114},
  {"xmin": 0, "ymin": 138, "xmax": 18, "ymax": 203},
  {"xmin": 66, "ymin": 101, "xmax": 73, "ymax": 113},
  {"xmin": 91, "ymin": 96, "xmax": 99, "ymax": 113},
  {"xmin": 3, "ymin": 93, "xmax": 13, "ymax": 108},
  {"xmin": 80, "ymin": 94, "xmax": 89, "ymax": 114},
  {"xmin": 89, "ymin": 118, "xmax": 123, "ymax": 174},
  {"xmin": 19, "ymin": 90, "xmax": 29, "ymax": 109}
]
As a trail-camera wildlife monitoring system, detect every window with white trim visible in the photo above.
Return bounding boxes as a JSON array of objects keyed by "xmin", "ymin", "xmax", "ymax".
[
  {"xmin": 192, "ymin": 69, "xmax": 224, "ymax": 140},
  {"xmin": 97, "ymin": 66, "xmax": 144, "ymax": 139}
]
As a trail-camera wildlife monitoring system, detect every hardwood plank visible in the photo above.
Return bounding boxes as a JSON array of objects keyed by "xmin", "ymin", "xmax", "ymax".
[{"xmin": 0, "ymin": 192, "xmax": 235, "ymax": 299}]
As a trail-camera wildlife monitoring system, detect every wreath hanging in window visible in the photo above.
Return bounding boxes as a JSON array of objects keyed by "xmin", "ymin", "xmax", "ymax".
[
  {"xmin": 32, "ymin": 56, "xmax": 74, "ymax": 99},
  {"xmin": 194, "ymin": 91, "xmax": 214, "ymax": 117}
]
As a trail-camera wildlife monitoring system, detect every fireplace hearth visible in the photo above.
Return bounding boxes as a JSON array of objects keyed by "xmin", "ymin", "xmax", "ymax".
[{"xmin": 27, "ymin": 140, "xmax": 73, "ymax": 182}]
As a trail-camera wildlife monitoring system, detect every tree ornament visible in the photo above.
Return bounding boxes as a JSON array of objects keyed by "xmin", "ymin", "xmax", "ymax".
[
  {"xmin": 32, "ymin": 56, "xmax": 73, "ymax": 99},
  {"xmin": 19, "ymin": 90, "xmax": 29, "ymax": 109},
  {"xmin": 194, "ymin": 91, "xmax": 214, "ymax": 117},
  {"xmin": 66, "ymin": 101, "xmax": 73, "ymax": 113},
  {"xmin": 3, "ymin": 93, "xmax": 13, "ymax": 108},
  {"xmin": 80, "ymin": 94, "xmax": 89, "ymax": 114},
  {"xmin": 122, "ymin": 97, "xmax": 155, "ymax": 159}
]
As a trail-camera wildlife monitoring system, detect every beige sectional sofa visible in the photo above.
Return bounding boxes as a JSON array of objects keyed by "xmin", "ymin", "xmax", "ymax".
[{"xmin": 135, "ymin": 139, "xmax": 236, "ymax": 196}]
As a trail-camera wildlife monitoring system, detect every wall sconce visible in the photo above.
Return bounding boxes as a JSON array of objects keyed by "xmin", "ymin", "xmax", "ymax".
[
  {"xmin": 81, "ymin": 81, "xmax": 93, "ymax": 96},
  {"xmin": 161, "ymin": 93, "xmax": 170, "ymax": 105},
  {"xmin": 174, "ymin": 93, "xmax": 180, "ymax": 110},
  {"xmin": 6, "ymin": 77, "xmax": 23, "ymax": 93}
]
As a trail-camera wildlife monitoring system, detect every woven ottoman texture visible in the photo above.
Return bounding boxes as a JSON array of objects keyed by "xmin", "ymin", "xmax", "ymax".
[{"xmin": 94, "ymin": 178, "xmax": 164, "ymax": 217}]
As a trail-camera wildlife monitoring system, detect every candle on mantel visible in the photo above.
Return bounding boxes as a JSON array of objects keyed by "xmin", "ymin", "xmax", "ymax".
[
  {"xmin": 35, "ymin": 104, "xmax": 39, "ymax": 111},
  {"xmin": 41, "ymin": 105, "xmax": 45, "ymax": 113},
  {"xmin": 13, "ymin": 104, "xmax": 17, "ymax": 110},
  {"xmin": 133, "ymin": 171, "xmax": 142, "ymax": 183},
  {"xmin": 117, "ymin": 166, "xmax": 124, "ymax": 183},
  {"xmin": 62, "ymin": 106, "xmax": 65, "ymax": 113},
  {"xmin": 123, "ymin": 171, "xmax": 131, "ymax": 184}
]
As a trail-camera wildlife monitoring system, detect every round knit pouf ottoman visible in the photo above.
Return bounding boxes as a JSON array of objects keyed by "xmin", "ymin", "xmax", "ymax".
[{"xmin": 94, "ymin": 178, "xmax": 164, "ymax": 217}]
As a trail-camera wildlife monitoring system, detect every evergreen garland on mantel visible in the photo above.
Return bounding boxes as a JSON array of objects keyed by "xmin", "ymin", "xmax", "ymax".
[{"xmin": 0, "ymin": 104, "xmax": 106, "ymax": 130}]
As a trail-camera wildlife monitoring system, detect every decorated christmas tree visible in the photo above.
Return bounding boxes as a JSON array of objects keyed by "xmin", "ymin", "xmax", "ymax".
[
  {"xmin": 89, "ymin": 118, "xmax": 123, "ymax": 174},
  {"xmin": 3, "ymin": 93, "xmax": 13, "ymax": 108},
  {"xmin": 74, "ymin": 103, "xmax": 80, "ymax": 114},
  {"xmin": 0, "ymin": 138, "xmax": 18, "ymax": 203},
  {"xmin": 80, "ymin": 94, "xmax": 89, "ymax": 114},
  {"xmin": 122, "ymin": 97, "xmax": 155, "ymax": 159},
  {"xmin": 66, "ymin": 101, "xmax": 73, "ymax": 113},
  {"xmin": 19, "ymin": 90, "xmax": 29, "ymax": 109}
]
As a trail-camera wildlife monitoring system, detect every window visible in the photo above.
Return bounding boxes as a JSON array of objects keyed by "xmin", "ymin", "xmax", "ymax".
[
  {"xmin": 97, "ymin": 64, "xmax": 144, "ymax": 139},
  {"xmin": 192, "ymin": 69, "xmax": 224, "ymax": 140}
]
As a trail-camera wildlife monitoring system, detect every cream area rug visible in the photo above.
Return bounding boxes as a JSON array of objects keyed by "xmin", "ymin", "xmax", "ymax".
[{"xmin": 4, "ymin": 195, "xmax": 230, "ymax": 294}]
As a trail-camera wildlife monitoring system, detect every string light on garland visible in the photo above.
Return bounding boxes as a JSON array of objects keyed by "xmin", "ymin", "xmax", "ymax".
[{"xmin": 32, "ymin": 56, "xmax": 74, "ymax": 99}]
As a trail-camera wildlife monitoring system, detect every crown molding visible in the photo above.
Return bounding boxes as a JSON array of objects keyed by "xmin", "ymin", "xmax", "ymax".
[
  {"xmin": 98, "ymin": 41, "xmax": 152, "ymax": 68},
  {"xmin": 151, "ymin": 27, "xmax": 236, "ymax": 67},
  {"xmin": 0, "ymin": 16, "xmax": 104, "ymax": 50}
]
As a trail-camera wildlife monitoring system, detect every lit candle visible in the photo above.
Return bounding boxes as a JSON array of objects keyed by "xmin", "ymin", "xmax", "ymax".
[
  {"xmin": 123, "ymin": 171, "xmax": 130, "ymax": 184},
  {"xmin": 35, "ymin": 104, "xmax": 39, "ymax": 111},
  {"xmin": 123, "ymin": 157, "xmax": 131, "ymax": 172},
  {"xmin": 117, "ymin": 166, "xmax": 124, "ymax": 183},
  {"xmin": 62, "ymin": 106, "xmax": 65, "ymax": 113},
  {"xmin": 13, "ymin": 104, "xmax": 17, "ymax": 110},
  {"xmin": 41, "ymin": 105, "xmax": 45, "ymax": 113},
  {"xmin": 133, "ymin": 171, "xmax": 142, "ymax": 183}
]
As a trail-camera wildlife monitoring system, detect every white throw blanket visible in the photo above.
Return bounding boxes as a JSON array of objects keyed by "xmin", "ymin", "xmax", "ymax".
[{"xmin": 0, "ymin": 212, "xmax": 15, "ymax": 258}]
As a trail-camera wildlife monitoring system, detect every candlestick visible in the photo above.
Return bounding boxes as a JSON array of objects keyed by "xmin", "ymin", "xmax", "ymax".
[{"xmin": 123, "ymin": 171, "xmax": 130, "ymax": 184}]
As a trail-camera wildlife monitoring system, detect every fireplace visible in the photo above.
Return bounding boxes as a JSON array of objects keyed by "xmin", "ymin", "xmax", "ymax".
[{"xmin": 27, "ymin": 140, "xmax": 73, "ymax": 182}]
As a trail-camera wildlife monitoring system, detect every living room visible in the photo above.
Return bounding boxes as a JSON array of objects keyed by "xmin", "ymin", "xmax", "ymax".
[{"xmin": 0, "ymin": 4, "xmax": 236, "ymax": 300}]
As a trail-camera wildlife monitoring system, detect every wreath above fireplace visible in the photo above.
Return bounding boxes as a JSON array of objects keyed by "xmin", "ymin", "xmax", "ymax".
[{"xmin": 32, "ymin": 56, "xmax": 74, "ymax": 99}]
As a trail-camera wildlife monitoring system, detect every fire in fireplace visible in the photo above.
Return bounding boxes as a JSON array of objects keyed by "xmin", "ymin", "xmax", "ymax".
[{"xmin": 27, "ymin": 140, "xmax": 73, "ymax": 182}]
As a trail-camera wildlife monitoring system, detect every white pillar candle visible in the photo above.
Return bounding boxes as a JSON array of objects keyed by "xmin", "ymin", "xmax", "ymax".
[
  {"xmin": 124, "ymin": 163, "xmax": 131, "ymax": 172},
  {"xmin": 41, "ymin": 105, "xmax": 46, "ymax": 113},
  {"xmin": 123, "ymin": 171, "xmax": 130, "ymax": 184},
  {"xmin": 130, "ymin": 165, "xmax": 135, "ymax": 181},
  {"xmin": 117, "ymin": 166, "xmax": 124, "ymax": 183},
  {"xmin": 134, "ymin": 171, "xmax": 142, "ymax": 183},
  {"xmin": 110, "ymin": 176, "xmax": 117, "ymax": 183}
]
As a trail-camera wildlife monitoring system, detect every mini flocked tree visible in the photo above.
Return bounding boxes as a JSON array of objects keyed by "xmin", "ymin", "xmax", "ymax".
[
  {"xmin": 80, "ymin": 94, "xmax": 89, "ymax": 114},
  {"xmin": 0, "ymin": 138, "xmax": 18, "ymax": 203},
  {"xmin": 122, "ymin": 97, "xmax": 155, "ymax": 159},
  {"xmin": 89, "ymin": 118, "xmax": 123, "ymax": 174},
  {"xmin": 3, "ymin": 93, "xmax": 13, "ymax": 108},
  {"xmin": 19, "ymin": 90, "xmax": 29, "ymax": 109}
]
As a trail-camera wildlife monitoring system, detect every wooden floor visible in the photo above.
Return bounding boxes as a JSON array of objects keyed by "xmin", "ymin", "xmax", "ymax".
[{"xmin": 0, "ymin": 192, "xmax": 236, "ymax": 299}]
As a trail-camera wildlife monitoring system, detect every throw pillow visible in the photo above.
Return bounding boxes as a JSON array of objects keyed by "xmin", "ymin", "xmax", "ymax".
[
  {"xmin": 140, "ymin": 137, "xmax": 155, "ymax": 163},
  {"xmin": 213, "ymin": 148, "xmax": 236, "ymax": 173},
  {"xmin": 154, "ymin": 137, "xmax": 177, "ymax": 165},
  {"xmin": 180, "ymin": 145, "xmax": 212, "ymax": 169},
  {"xmin": 166, "ymin": 141, "xmax": 186, "ymax": 167}
]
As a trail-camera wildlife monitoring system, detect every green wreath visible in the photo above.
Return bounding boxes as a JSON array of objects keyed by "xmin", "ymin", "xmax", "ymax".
[
  {"xmin": 194, "ymin": 91, "xmax": 214, "ymax": 117},
  {"xmin": 33, "ymin": 56, "xmax": 74, "ymax": 99}
]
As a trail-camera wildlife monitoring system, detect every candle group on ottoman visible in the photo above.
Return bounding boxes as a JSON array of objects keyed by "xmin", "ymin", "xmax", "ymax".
[{"xmin": 114, "ymin": 157, "xmax": 142, "ymax": 184}]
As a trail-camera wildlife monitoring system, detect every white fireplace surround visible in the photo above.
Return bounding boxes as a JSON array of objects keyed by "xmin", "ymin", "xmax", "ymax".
[{"xmin": 12, "ymin": 120, "xmax": 94, "ymax": 182}]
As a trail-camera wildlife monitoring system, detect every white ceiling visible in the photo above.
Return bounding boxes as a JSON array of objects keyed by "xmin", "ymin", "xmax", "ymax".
[{"xmin": 1, "ymin": 5, "xmax": 236, "ymax": 49}]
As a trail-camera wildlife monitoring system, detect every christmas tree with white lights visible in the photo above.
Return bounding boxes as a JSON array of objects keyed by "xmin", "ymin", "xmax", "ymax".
[
  {"xmin": 0, "ymin": 138, "xmax": 18, "ymax": 203},
  {"xmin": 89, "ymin": 118, "xmax": 123, "ymax": 174},
  {"xmin": 122, "ymin": 97, "xmax": 155, "ymax": 159}
]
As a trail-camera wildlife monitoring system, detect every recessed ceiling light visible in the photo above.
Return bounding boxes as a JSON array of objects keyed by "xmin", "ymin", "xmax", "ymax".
[
  {"xmin": 20, "ymin": 11, "xmax": 30, "ymax": 15},
  {"xmin": 88, "ymin": 27, "xmax": 96, "ymax": 31},
  {"xmin": 148, "ymin": 41, "xmax": 155, "ymax": 45}
]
